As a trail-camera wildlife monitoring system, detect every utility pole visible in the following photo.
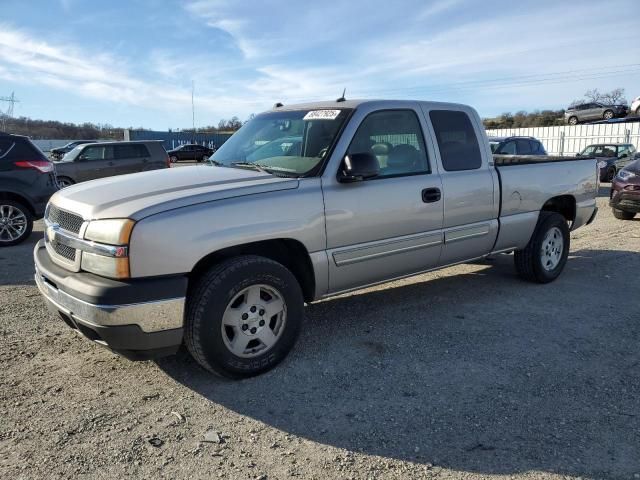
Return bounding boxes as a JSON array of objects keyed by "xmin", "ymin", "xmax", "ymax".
[
  {"xmin": 0, "ymin": 92, "xmax": 19, "ymax": 131},
  {"xmin": 191, "ymin": 80, "xmax": 195, "ymax": 143}
]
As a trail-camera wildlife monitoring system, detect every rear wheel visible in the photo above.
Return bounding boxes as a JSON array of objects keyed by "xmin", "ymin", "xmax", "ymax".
[
  {"xmin": 612, "ymin": 208, "xmax": 636, "ymax": 220},
  {"xmin": 185, "ymin": 255, "xmax": 304, "ymax": 378},
  {"xmin": 0, "ymin": 200, "xmax": 33, "ymax": 247},
  {"xmin": 514, "ymin": 212, "xmax": 570, "ymax": 283},
  {"xmin": 57, "ymin": 176, "xmax": 74, "ymax": 188},
  {"xmin": 568, "ymin": 116, "xmax": 578, "ymax": 125},
  {"xmin": 603, "ymin": 109, "xmax": 614, "ymax": 120}
]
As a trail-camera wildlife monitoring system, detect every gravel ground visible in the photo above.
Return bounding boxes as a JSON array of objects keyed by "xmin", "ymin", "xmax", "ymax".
[{"xmin": 1, "ymin": 185, "xmax": 639, "ymax": 480}]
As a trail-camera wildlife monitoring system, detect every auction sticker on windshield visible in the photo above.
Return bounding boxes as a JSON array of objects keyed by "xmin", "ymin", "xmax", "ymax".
[{"xmin": 303, "ymin": 110, "xmax": 341, "ymax": 120}]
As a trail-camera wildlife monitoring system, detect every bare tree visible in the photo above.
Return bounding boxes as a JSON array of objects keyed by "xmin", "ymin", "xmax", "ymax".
[{"xmin": 573, "ymin": 88, "xmax": 627, "ymax": 106}]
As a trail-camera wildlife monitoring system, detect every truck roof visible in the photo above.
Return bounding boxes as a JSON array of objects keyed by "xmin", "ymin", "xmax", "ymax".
[{"xmin": 267, "ymin": 99, "xmax": 471, "ymax": 112}]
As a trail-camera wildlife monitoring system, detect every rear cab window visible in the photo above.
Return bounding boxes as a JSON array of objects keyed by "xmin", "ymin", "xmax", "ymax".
[{"xmin": 429, "ymin": 110, "xmax": 482, "ymax": 171}]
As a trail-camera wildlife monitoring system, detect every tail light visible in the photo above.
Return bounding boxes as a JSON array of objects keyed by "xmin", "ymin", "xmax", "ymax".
[
  {"xmin": 166, "ymin": 156, "xmax": 171, "ymax": 168},
  {"xmin": 14, "ymin": 160, "xmax": 54, "ymax": 173}
]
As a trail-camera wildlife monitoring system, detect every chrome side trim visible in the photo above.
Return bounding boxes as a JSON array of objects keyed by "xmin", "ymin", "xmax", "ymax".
[
  {"xmin": 322, "ymin": 254, "xmax": 489, "ymax": 299},
  {"xmin": 444, "ymin": 224, "xmax": 490, "ymax": 244},
  {"xmin": 332, "ymin": 231, "xmax": 443, "ymax": 267},
  {"xmin": 35, "ymin": 269, "xmax": 184, "ymax": 333}
]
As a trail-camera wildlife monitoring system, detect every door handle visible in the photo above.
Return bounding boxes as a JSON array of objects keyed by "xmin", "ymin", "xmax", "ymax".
[{"xmin": 422, "ymin": 187, "xmax": 441, "ymax": 203}]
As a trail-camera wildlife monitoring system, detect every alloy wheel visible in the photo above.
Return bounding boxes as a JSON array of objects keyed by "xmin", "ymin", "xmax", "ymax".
[
  {"xmin": 540, "ymin": 227, "xmax": 563, "ymax": 271},
  {"xmin": 0, "ymin": 204, "xmax": 28, "ymax": 243},
  {"xmin": 220, "ymin": 284, "xmax": 287, "ymax": 358}
]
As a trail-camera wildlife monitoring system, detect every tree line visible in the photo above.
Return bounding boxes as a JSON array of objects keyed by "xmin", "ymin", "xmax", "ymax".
[
  {"xmin": 483, "ymin": 87, "xmax": 633, "ymax": 129},
  {"xmin": 1, "ymin": 88, "xmax": 634, "ymax": 137}
]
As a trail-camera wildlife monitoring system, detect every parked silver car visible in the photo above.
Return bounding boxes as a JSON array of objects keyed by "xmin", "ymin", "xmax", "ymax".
[
  {"xmin": 631, "ymin": 95, "xmax": 640, "ymax": 117},
  {"xmin": 35, "ymin": 99, "xmax": 598, "ymax": 378},
  {"xmin": 565, "ymin": 102, "xmax": 629, "ymax": 125}
]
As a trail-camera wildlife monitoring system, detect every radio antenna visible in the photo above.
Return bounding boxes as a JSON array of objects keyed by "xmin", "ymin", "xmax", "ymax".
[{"xmin": 336, "ymin": 88, "xmax": 346, "ymax": 102}]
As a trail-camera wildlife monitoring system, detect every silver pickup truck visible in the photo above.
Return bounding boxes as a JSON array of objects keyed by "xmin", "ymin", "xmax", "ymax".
[{"xmin": 35, "ymin": 100, "xmax": 598, "ymax": 378}]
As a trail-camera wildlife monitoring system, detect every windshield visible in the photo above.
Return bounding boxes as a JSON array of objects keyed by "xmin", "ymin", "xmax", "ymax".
[
  {"xmin": 212, "ymin": 109, "xmax": 351, "ymax": 176},
  {"xmin": 59, "ymin": 144, "xmax": 85, "ymax": 162}
]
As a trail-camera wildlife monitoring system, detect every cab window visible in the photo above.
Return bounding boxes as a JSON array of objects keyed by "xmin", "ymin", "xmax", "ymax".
[{"xmin": 347, "ymin": 109, "xmax": 430, "ymax": 178}]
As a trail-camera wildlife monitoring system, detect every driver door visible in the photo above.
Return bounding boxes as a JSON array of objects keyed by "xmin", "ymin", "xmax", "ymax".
[{"xmin": 323, "ymin": 108, "xmax": 444, "ymax": 293}]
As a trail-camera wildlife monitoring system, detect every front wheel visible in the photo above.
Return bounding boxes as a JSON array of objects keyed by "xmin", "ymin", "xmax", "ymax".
[
  {"xmin": 185, "ymin": 255, "xmax": 304, "ymax": 378},
  {"xmin": 0, "ymin": 200, "xmax": 33, "ymax": 247},
  {"xmin": 170, "ymin": 155, "xmax": 178, "ymax": 163},
  {"xmin": 612, "ymin": 208, "xmax": 636, "ymax": 220},
  {"xmin": 514, "ymin": 212, "xmax": 570, "ymax": 283},
  {"xmin": 568, "ymin": 116, "xmax": 578, "ymax": 125}
]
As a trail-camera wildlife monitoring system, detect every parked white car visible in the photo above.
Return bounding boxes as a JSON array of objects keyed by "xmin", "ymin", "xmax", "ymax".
[{"xmin": 631, "ymin": 96, "xmax": 640, "ymax": 116}]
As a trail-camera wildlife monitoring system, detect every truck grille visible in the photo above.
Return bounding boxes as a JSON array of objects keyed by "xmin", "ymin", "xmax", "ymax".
[
  {"xmin": 53, "ymin": 242, "xmax": 76, "ymax": 261},
  {"xmin": 47, "ymin": 204, "xmax": 84, "ymax": 234}
]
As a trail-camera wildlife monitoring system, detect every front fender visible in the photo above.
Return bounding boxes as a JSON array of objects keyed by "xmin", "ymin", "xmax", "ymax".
[{"xmin": 128, "ymin": 179, "xmax": 326, "ymax": 278}]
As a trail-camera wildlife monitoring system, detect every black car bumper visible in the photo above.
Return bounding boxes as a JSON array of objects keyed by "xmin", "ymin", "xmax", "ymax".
[
  {"xmin": 610, "ymin": 191, "xmax": 640, "ymax": 213},
  {"xmin": 34, "ymin": 240, "xmax": 187, "ymax": 359}
]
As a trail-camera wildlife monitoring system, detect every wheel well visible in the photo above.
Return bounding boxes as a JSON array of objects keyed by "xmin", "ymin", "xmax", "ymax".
[
  {"xmin": 0, "ymin": 191, "xmax": 35, "ymax": 216},
  {"xmin": 541, "ymin": 195, "xmax": 576, "ymax": 223},
  {"xmin": 189, "ymin": 239, "xmax": 316, "ymax": 302}
]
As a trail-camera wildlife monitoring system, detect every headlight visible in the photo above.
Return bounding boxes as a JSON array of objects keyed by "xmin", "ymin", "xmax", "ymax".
[
  {"xmin": 597, "ymin": 160, "xmax": 607, "ymax": 169},
  {"xmin": 617, "ymin": 170, "xmax": 636, "ymax": 181},
  {"xmin": 82, "ymin": 219, "xmax": 134, "ymax": 279},
  {"xmin": 81, "ymin": 252, "xmax": 130, "ymax": 279},
  {"xmin": 84, "ymin": 219, "xmax": 135, "ymax": 245}
]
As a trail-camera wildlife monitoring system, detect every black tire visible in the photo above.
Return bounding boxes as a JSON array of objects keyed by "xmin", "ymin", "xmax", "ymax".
[
  {"xmin": 612, "ymin": 208, "xmax": 636, "ymax": 220},
  {"xmin": 603, "ymin": 110, "xmax": 614, "ymax": 120},
  {"xmin": 568, "ymin": 116, "xmax": 578, "ymax": 125},
  {"xmin": 57, "ymin": 176, "xmax": 75, "ymax": 188},
  {"xmin": 0, "ymin": 200, "xmax": 34, "ymax": 247},
  {"xmin": 185, "ymin": 255, "xmax": 304, "ymax": 379},
  {"xmin": 606, "ymin": 166, "xmax": 616, "ymax": 182},
  {"xmin": 170, "ymin": 155, "xmax": 178, "ymax": 163},
  {"xmin": 514, "ymin": 212, "xmax": 570, "ymax": 283}
]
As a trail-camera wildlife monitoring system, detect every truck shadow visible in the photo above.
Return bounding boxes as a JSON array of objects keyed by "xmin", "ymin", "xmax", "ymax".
[{"xmin": 161, "ymin": 248, "xmax": 640, "ymax": 478}]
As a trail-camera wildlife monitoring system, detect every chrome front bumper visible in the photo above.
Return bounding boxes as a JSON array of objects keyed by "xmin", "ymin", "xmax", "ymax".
[{"xmin": 35, "ymin": 267, "xmax": 185, "ymax": 333}]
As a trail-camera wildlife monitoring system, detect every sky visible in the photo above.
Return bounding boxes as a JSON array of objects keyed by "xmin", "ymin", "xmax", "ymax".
[{"xmin": 0, "ymin": 0, "xmax": 638, "ymax": 130}]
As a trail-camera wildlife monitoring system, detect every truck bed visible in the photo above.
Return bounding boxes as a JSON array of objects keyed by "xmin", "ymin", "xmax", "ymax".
[{"xmin": 493, "ymin": 154, "xmax": 592, "ymax": 166}]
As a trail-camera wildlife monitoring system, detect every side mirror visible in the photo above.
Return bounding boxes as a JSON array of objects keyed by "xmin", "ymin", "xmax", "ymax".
[
  {"xmin": 338, "ymin": 152, "xmax": 379, "ymax": 183},
  {"xmin": 575, "ymin": 153, "xmax": 581, "ymax": 157}
]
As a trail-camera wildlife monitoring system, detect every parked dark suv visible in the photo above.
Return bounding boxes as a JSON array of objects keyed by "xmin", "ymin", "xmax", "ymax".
[
  {"xmin": 0, "ymin": 133, "xmax": 58, "ymax": 246},
  {"xmin": 54, "ymin": 141, "xmax": 169, "ymax": 187},
  {"xmin": 488, "ymin": 136, "xmax": 547, "ymax": 155},
  {"xmin": 167, "ymin": 144, "xmax": 215, "ymax": 163},
  {"xmin": 610, "ymin": 159, "xmax": 640, "ymax": 220}
]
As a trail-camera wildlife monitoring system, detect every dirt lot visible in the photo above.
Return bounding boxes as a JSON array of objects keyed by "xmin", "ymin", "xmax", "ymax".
[{"xmin": 1, "ymin": 184, "xmax": 639, "ymax": 480}]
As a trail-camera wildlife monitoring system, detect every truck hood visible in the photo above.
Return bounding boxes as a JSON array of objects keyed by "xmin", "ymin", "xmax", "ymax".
[{"xmin": 50, "ymin": 166, "xmax": 299, "ymax": 221}]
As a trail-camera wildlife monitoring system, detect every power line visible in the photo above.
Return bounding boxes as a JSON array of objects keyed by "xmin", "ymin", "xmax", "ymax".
[{"xmin": 0, "ymin": 92, "xmax": 19, "ymax": 131}]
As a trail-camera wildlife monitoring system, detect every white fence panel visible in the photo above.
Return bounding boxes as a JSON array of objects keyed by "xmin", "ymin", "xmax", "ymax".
[{"xmin": 486, "ymin": 122, "xmax": 640, "ymax": 156}]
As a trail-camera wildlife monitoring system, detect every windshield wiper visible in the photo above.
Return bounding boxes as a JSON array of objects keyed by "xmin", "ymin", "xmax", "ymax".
[
  {"xmin": 207, "ymin": 158, "xmax": 225, "ymax": 167},
  {"xmin": 230, "ymin": 162, "xmax": 272, "ymax": 175}
]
